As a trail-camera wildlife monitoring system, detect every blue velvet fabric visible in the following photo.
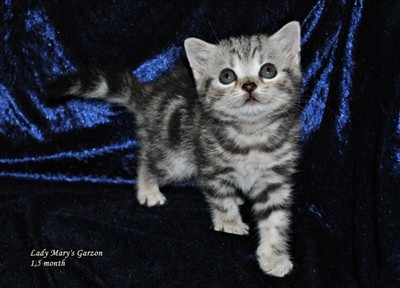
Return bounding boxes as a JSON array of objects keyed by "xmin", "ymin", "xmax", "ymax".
[{"xmin": 1, "ymin": 0, "xmax": 399, "ymax": 287}]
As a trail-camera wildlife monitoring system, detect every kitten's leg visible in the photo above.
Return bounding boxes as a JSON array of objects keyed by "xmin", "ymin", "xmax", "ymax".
[
  {"xmin": 202, "ymin": 181, "xmax": 249, "ymax": 235},
  {"xmin": 136, "ymin": 163, "xmax": 166, "ymax": 207},
  {"xmin": 252, "ymin": 183, "xmax": 293, "ymax": 277}
]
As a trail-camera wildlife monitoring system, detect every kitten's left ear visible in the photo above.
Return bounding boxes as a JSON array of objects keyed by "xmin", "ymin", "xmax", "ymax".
[
  {"xmin": 184, "ymin": 38, "xmax": 216, "ymax": 76},
  {"xmin": 270, "ymin": 21, "xmax": 301, "ymax": 64}
]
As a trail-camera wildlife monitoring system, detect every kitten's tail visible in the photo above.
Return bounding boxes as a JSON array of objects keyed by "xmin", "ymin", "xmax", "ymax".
[{"xmin": 46, "ymin": 69, "xmax": 140, "ymax": 112}]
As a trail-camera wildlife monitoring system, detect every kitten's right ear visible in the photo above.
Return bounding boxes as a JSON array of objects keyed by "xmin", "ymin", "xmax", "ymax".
[
  {"xmin": 184, "ymin": 38, "xmax": 216, "ymax": 76},
  {"xmin": 270, "ymin": 21, "xmax": 301, "ymax": 65}
]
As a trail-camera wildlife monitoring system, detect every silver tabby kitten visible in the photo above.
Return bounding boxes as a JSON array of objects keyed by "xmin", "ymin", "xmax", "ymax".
[{"xmin": 48, "ymin": 21, "xmax": 301, "ymax": 277}]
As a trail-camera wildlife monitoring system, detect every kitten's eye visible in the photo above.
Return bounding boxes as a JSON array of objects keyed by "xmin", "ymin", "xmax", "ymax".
[
  {"xmin": 219, "ymin": 69, "xmax": 237, "ymax": 85},
  {"xmin": 259, "ymin": 63, "xmax": 277, "ymax": 79}
]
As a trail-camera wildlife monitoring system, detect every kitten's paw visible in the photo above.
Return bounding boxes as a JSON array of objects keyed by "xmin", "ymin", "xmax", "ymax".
[
  {"xmin": 137, "ymin": 189, "xmax": 166, "ymax": 207},
  {"xmin": 214, "ymin": 220, "xmax": 249, "ymax": 235},
  {"xmin": 257, "ymin": 252, "xmax": 293, "ymax": 277}
]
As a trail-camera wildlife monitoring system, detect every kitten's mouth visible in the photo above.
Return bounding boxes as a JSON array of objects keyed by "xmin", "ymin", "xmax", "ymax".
[{"xmin": 244, "ymin": 96, "xmax": 259, "ymax": 105}]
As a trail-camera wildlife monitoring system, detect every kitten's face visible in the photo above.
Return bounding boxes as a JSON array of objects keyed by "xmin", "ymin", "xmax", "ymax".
[{"xmin": 185, "ymin": 21, "xmax": 301, "ymax": 122}]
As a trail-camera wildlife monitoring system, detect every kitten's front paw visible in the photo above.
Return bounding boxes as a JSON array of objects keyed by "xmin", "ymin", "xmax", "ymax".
[
  {"xmin": 214, "ymin": 220, "xmax": 249, "ymax": 235},
  {"xmin": 257, "ymin": 251, "xmax": 293, "ymax": 277},
  {"xmin": 137, "ymin": 189, "xmax": 166, "ymax": 207}
]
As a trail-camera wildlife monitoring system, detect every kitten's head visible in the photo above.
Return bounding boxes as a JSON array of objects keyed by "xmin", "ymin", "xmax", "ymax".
[{"xmin": 184, "ymin": 21, "xmax": 301, "ymax": 122}]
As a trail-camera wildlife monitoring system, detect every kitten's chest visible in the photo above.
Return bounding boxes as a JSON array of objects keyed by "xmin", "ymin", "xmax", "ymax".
[
  {"xmin": 203, "ymin": 120, "xmax": 294, "ymax": 192},
  {"xmin": 230, "ymin": 151, "xmax": 276, "ymax": 193}
]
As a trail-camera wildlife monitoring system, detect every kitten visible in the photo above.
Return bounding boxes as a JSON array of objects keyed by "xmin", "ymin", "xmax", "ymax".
[{"xmin": 47, "ymin": 21, "xmax": 301, "ymax": 277}]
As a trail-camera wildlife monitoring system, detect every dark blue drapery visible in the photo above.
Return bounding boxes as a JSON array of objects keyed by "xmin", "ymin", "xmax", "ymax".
[{"xmin": 1, "ymin": 1, "xmax": 399, "ymax": 287}]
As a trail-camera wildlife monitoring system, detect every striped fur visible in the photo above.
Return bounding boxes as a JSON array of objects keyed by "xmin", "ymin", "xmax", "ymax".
[{"xmin": 47, "ymin": 21, "xmax": 302, "ymax": 277}]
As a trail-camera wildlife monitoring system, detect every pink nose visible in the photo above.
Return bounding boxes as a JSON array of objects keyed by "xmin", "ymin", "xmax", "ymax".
[{"xmin": 242, "ymin": 82, "xmax": 257, "ymax": 93}]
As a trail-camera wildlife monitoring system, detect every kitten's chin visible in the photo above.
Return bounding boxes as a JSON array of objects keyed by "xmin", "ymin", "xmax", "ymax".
[
  {"xmin": 244, "ymin": 97, "xmax": 259, "ymax": 105},
  {"xmin": 239, "ymin": 95, "xmax": 266, "ymax": 115},
  {"xmin": 236, "ymin": 103, "xmax": 268, "ymax": 121}
]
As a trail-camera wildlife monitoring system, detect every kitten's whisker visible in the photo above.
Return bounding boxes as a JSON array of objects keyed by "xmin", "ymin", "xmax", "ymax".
[{"xmin": 207, "ymin": 19, "xmax": 220, "ymax": 42}]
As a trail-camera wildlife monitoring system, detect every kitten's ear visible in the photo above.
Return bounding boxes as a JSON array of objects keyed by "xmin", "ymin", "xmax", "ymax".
[
  {"xmin": 270, "ymin": 21, "xmax": 301, "ymax": 64},
  {"xmin": 184, "ymin": 38, "xmax": 216, "ymax": 75}
]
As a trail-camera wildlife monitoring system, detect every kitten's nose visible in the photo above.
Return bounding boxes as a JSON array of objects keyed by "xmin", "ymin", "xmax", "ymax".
[{"xmin": 242, "ymin": 82, "xmax": 257, "ymax": 93}]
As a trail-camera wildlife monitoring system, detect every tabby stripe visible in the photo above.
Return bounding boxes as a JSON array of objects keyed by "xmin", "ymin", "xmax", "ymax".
[
  {"xmin": 202, "ymin": 183, "xmax": 236, "ymax": 199},
  {"xmin": 219, "ymin": 141, "xmax": 250, "ymax": 155},
  {"xmin": 235, "ymin": 51, "xmax": 242, "ymax": 61},
  {"xmin": 212, "ymin": 166, "xmax": 236, "ymax": 175},
  {"xmin": 209, "ymin": 130, "xmax": 249, "ymax": 155},
  {"xmin": 203, "ymin": 78, "xmax": 213, "ymax": 97},
  {"xmin": 156, "ymin": 92, "xmax": 172, "ymax": 122},
  {"xmin": 206, "ymin": 194, "xmax": 244, "ymax": 213},
  {"xmin": 251, "ymin": 37, "xmax": 259, "ymax": 58},
  {"xmin": 282, "ymin": 68, "xmax": 301, "ymax": 86},
  {"xmin": 260, "ymin": 135, "xmax": 288, "ymax": 153},
  {"xmin": 202, "ymin": 167, "xmax": 236, "ymax": 178},
  {"xmin": 204, "ymin": 189, "xmax": 237, "ymax": 200},
  {"xmin": 271, "ymin": 165, "xmax": 293, "ymax": 178},
  {"xmin": 252, "ymin": 183, "xmax": 283, "ymax": 203},
  {"xmin": 208, "ymin": 198, "xmax": 229, "ymax": 213},
  {"xmin": 268, "ymin": 106, "xmax": 300, "ymax": 127},
  {"xmin": 216, "ymin": 136, "xmax": 291, "ymax": 155},
  {"xmin": 254, "ymin": 203, "xmax": 291, "ymax": 221},
  {"xmin": 211, "ymin": 122, "xmax": 296, "ymax": 155},
  {"xmin": 167, "ymin": 105, "xmax": 184, "ymax": 148},
  {"xmin": 276, "ymin": 118, "xmax": 297, "ymax": 136},
  {"xmin": 214, "ymin": 130, "xmax": 255, "ymax": 155}
]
